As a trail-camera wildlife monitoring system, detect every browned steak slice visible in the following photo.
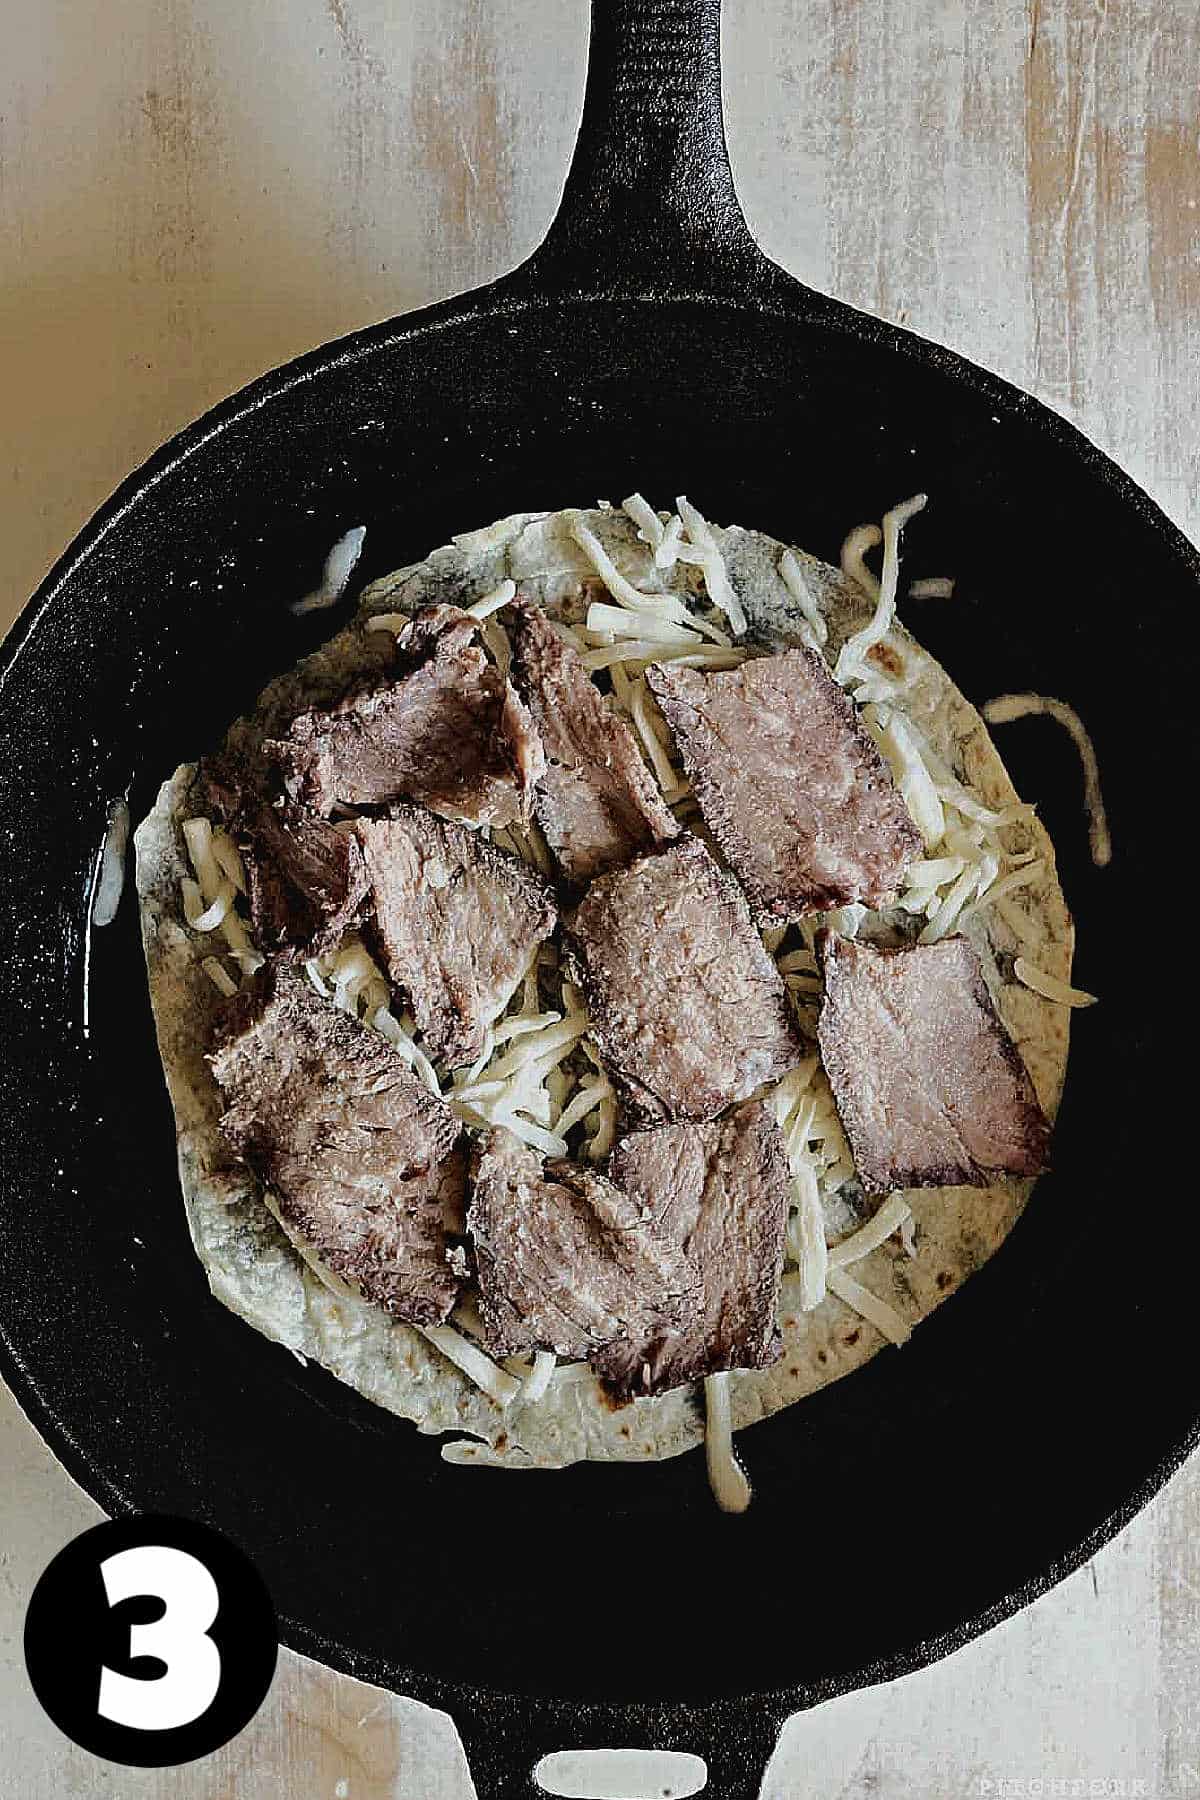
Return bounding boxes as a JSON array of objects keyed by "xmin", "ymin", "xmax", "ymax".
[
  {"xmin": 646, "ymin": 648, "xmax": 922, "ymax": 922},
  {"xmin": 197, "ymin": 753, "xmax": 368, "ymax": 958},
  {"xmin": 210, "ymin": 961, "xmax": 466, "ymax": 1326},
  {"xmin": 593, "ymin": 1099, "xmax": 790, "ymax": 1397},
  {"xmin": 565, "ymin": 835, "xmax": 804, "ymax": 1125},
  {"xmin": 508, "ymin": 600, "xmax": 678, "ymax": 883},
  {"xmin": 817, "ymin": 931, "xmax": 1052, "ymax": 1196},
  {"xmin": 467, "ymin": 1128, "xmax": 696, "ymax": 1359},
  {"xmin": 355, "ymin": 803, "xmax": 557, "ymax": 1069},
  {"xmin": 267, "ymin": 605, "xmax": 544, "ymax": 829}
]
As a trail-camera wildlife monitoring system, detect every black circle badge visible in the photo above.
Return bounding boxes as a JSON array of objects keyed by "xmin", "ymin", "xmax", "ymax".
[{"xmin": 24, "ymin": 1513, "xmax": 277, "ymax": 1767}]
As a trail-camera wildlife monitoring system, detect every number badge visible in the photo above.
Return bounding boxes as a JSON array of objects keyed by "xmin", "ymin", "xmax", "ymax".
[{"xmin": 24, "ymin": 1514, "xmax": 276, "ymax": 1766}]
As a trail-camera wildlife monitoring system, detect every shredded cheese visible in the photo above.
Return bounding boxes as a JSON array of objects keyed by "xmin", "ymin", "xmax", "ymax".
[
  {"xmin": 621, "ymin": 492, "xmax": 665, "ymax": 551},
  {"xmin": 93, "ymin": 798, "xmax": 130, "ymax": 927},
  {"xmin": 961, "ymin": 859, "xmax": 1044, "ymax": 928},
  {"xmin": 586, "ymin": 601, "xmax": 702, "ymax": 646},
  {"xmin": 182, "ymin": 816, "xmax": 264, "ymax": 979},
  {"xmin": 184, "ymin": 876, "xmax": 236, "ymax": 932},
  {"xmin": 674, "ymin": 496, "xmax": 748, "ymax": 636},
  {"xmin": 291, "ymin": 525, "xmax": 367, "ymax": 614},
  {"xmin": 982, "ymin": 692, "xmax": 1111, "ymax": 867},
  {"xmin": 826, "ymin": 1266, "xmax": 912, "ymax": 1346},
  {"xmin": 918, "ymin": 862, "xmax": 984, "ymax": 943},
  {"xmin": 834, "ymin": 494, "xmax": 927, "ymax": 686},
  {"xmin": 421, "ymin": 1324, "xmax": 521, "ymax": 1409},
  {"xmin": 520, "ymin": 1350, "xmax": 557, "ymax": 1405},
  {"xmin": 703, "ymin": 1373, "xmax": 751, "ymax": 1513},
  {"xmin": 908, "ymin": 576, "xmax": 955, "ymax": 600},
  {"xmin": 1013, "ymin": 958, "xmax": 1097, "ymax": 1008},
  {"xmin": 202, "ymin": 956, "xmax": 238, "ymax": 997},
  {"xmin": 994, "ymin": 893, "xmax": 1043, "ymax": 947},
  {"xmin": 629, "ymin": 679, "xmax": 680, "ymax": 792},
  {"xmin": 790, "ymin": 1158, "xmax": 828, "ymax": 1311},
  {"xmin": 828, "ymin": 1193, "xmax": 912, "ymax": 1268},
  {"xmin": 465, "ymin": 578, "xmax": 517, "ymax": 620},
  {"xmin": 211, "ymin": 829, "xmax": 246, "ymax": 894},
  {"xmin": 655, "ymin": 514, "xmax": 683, "ymax": 570},
  {"xmin": 779, "ymin": 549, "xmax": 828, "ymax": 648},
  {"xmin": 870, "ymin": 710, "xmax": 945, "ymax": 848},
  {"xmin": 567, "ymin": 512, "xmax": 677, "ymax": 614},
  {"xmin": 840, "ymin": 523, "xmax": 883, "ymax": 597},
  {"xmin": 587, "ymin": 1096, "xmax": 617, "ymax": 1161}
]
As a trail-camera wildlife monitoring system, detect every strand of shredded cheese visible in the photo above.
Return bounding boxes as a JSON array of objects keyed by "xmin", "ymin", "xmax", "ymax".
[
  {"xmin": 834, "ymin": 494, "xmax": 927, "ymax": 685},
  {"xmin": 840, "ymin": 523, "xmax": 883, "ymax": 597},
  {"xmin": 826, "ymin": 1267, "xmax": 912, "ymax": 1346},
  {"xmin": 674, "ymin": 496, "xmax": 748, "ymax": 637},
  {"xmin": 869, "ymin": 710, "xmax": 946, "ymax": 848},
  {"xmin": 291, "ymin": 525, "xmax": 367, "ymax": 615},
  {"xmin": 621, "ymin": 493, "xmax": 665, "ymax": 550},
  {"xmin": 1013, "ymin": 958, "xmax": 1097, "ymax": 1007},
  {"xmin": 982, "ymin": 692, "xmax": 1111, "ymax": 867},
  {"xmin": 520, "ymin": 1350, "xmax": 557, "ymax": 1405},
  {"xmin": 655, "ymin": 514, "xmax": 683, "ymax": 570},
  {"xmin": 465, "ymin": 579, "xmax": 517, "ymax": 620},
  {"xmin": 961, "ymin": 859, "xmax": 1044, "ymax": 927},
  {"xmin": 703, "ymin": 1373, "xmax": 751, "ymax": 1513},
  {"xmin": 567, "ymin": 512, "xmax": 681, "ymax": 615},
  {"xmin": 779, "ymin": 549, "xmax": 829, "ymax": 648},
  {"xmin": 828, "ymin": 1193, "xmax": 913, "ymax": 1268},
  {"xmin": 421, "ymin": 1325, "xmax": 521, "ymax": 1409},
  {"xmin": 790, "ymin": 1158, "xmax": 828, "ymax": 1311},
  {"xmin": 202, "ymin": 956, "xmax": 238, "ymax": 997},
  {"xmin": 586, "ymin": 601, "xmax": 704, "ymax": 646}
]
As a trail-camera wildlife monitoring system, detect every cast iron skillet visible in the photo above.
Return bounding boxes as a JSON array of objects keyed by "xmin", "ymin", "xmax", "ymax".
[{"xmin": 0, "ymin": 3, "xmax": 1196, "ymax": 1795}]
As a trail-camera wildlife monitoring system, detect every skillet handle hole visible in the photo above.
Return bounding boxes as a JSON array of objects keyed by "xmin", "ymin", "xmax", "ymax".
[{"xmin": 534, "ymin": 1748, "xmax": 707, "ymax": 1799}]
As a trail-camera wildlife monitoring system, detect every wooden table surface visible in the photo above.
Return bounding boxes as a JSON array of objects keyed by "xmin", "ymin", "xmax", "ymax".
[{"xmin": 2, "ymin": 2, "xmax": 1198, "ymax": 1795}]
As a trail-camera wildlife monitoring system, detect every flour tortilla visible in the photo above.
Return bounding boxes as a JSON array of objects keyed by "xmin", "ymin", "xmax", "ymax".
[{"xmin": 135, "ymin": 504, "xmax": 1073, "ymax": 1472}]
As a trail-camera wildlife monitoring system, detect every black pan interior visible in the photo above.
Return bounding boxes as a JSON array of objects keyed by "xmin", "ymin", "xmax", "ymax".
[{"xmin": 1, "ymin": 284, "xmax": 1193, "ymax": 1718}]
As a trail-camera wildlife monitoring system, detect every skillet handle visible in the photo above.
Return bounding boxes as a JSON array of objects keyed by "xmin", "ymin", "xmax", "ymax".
[
  {"xmin": 451, "ymin": 1697, "xmax": 785, "ymax": 1800},
  {"xmin": 520, "ymin": 0, "xmax": 767, "ymax": 294}
]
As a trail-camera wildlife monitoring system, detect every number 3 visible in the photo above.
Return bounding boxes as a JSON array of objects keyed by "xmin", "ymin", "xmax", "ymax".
[{"xmin": 97, "ymin": 1546, "xmax": 222, "ymax": 1731}]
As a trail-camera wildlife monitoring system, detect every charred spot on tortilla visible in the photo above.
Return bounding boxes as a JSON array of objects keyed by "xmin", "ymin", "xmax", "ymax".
[
  {"xmin": 354, "ymin": 803, "xmax": 557, "ymax": 1070},
  {"xmin": 198, "ymin": 751, "xmax": 368, "ymax": 957},
  {"xmin": 210, "ymin": 960, "xmax": 467, "ymax": 1326},
  {"xmin": 647, "ymin": 647, "xmax": 922, "ymax": 923},
  {"xmin": 507, "ymin": 600, "xmax": 679, "ymax": 883},
  {"xmin": 817, "ymin": 931, "xmax": 1052, "ymax": 1197},
  {"xmin": 467, "ymin": 1127, "xmax": 696, "ymax": 1360},
  {"xmin": 565, "ymin": 835, "xmax": 804, "ymax": 1126},
  {"xmin": 266, "ymin": 604, "xmax": 544, "ymax": 829},
  {"xmin": 595, "ymin": 1100, "xmax": 790, "ymax": 1397}
]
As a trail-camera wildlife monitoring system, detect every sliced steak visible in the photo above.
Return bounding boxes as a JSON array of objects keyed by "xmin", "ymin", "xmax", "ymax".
[
  {"xmin": 198, "ymin": 753, "xmax": 368, "ymax": 957},
  {"xmin": 594, "ymin": 1099, "xmax": 790, "ymax": 1396},
  {"xmin": 817, "ymin": 931, "xmax": 1052, "ymax": 1196},
  {"xmin": 210, "ymin": 961, "xmax": 466, "ymax": 1326},
  {"xmin": 355, "ymin": 803, "xmax": 557, "ymax": 1070},
  {"xmin": 565, "ymin": 835, "xmax": 804, "ymax": 1126},
  {"xmin": 646, "ymin": 648, "xmax": 922, "ymax": 922},
  {"xmin": 508, "ymin": 601, "xmax": 678, "ymax": 883},
  {"xmin": 267, "ymin": 605, "xmax": 544, "ymax": 829},
  {"xmin": 467, "ymin": 1128, "xmax": 696, "ymax": 1359}
]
